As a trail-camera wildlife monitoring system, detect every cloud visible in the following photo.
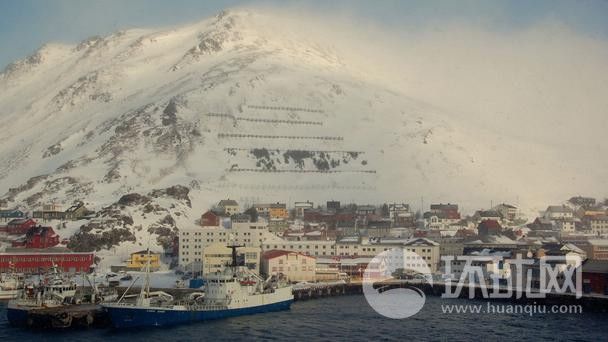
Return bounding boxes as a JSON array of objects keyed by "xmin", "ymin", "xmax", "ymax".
[{"xmin": 240, "ymin": 4, "xmax": 608, "ymax": 148}]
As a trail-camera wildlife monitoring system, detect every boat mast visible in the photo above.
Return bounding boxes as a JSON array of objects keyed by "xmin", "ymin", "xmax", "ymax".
[
  {"xmin": 138, "ymin": 249, "xmax": 151, "ymax": 305},
  {"xmin": 228, "ymin": 244, "xmax": 244, "ymax": 271}
]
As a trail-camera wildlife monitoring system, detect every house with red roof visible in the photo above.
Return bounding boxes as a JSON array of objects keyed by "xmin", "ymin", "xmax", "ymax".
[
  {"xmin": 7, "ymin": 218, "xmax": 37, "ymax": 235},
  {"xmin": 11, "ymin": 226, "xmax": 60, "ymax": 249},
  {"xmin": 200, "ymin": 210, "xmax": 220, "ymax": 227}
]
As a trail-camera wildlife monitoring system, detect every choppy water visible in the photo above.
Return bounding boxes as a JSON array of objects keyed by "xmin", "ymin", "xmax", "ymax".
[{"xmin": 1, "ymin": 295, "xmax": 605, "ymax": 341}]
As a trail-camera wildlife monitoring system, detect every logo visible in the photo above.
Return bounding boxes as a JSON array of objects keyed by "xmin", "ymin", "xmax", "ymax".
[
  {"xmin": 441, "ymin": 254, "xmax": 582, "ymax": 299},
  {"xmin": 362, "ymin": 248, "xmax": 432, "ymax": 319}
]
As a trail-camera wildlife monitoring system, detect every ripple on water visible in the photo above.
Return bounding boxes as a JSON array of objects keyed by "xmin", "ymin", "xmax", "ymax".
[{"xmin": 0, "ymin": 296, "xmax": 606, "ymax": 341}]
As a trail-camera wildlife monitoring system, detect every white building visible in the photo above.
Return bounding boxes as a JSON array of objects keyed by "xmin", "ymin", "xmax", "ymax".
[
  {"xmin": 179, "ymin": 221, "xmax": 282, "ymax": 267},
  {"xmin": 335, "ymin": 237, "xmax": 441, "ymax": 272},
  {"xmin": 294, "ymin": 201, "xmax": 314, "ymax": 218},
  {"xmin": 200, "ymin": 243, "xmax": 260, "ymax": 275},
  {"xmin": 261, "ymin": 250, "xmax": 316, "ymax": 282},
  {"xmin": 492, "ymin": 203, "xmax": 518, "ymax": 222},
  {"xmin": 217, "ymin": 199, "xmax": 240, "ymax": 216},
  {"xmin": 543, "ymin": 205, "xmax": 574, "ymax": 220},
  {"xmin": 590, "ymin": 216, "xmax": 608, "ymax": 237},
  {"xmin": 263, "ymin": 240, "xmax": 336, "ymax": 257},
  {"xmin": 555, "ymin": 218, "xmax": 576, "ymax": 234}
]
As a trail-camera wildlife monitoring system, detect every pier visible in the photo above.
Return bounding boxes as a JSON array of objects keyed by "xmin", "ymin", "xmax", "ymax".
[{"xmin": 19, "ymin": 304, "xmax": 107, "ymax": 329}]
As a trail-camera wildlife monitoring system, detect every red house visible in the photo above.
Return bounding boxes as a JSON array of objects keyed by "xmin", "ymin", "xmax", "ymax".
[
  {"xmin": 7, "ymin": 218, "xmax": 37, "ymax": 235},
  {"xmin": 201, "ymin": 210, "xmax": 220, "ymax": 227},
  {"xmin": 0, "ymin": 249, "xmax": 94, "ymax": 274},
  {"xmin": 478, "ymin": 220, "xmax": 502, "ymax": 237},
  {"xmin": 582, "ymin": 259, "xmax": 608, "ymax": 294},
  {"xmin": 19, "ymin": 226, "xmax": 59, "ymax": 249}
]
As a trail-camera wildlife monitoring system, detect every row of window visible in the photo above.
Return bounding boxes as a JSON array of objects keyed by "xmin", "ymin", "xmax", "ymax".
[
  {"xmin": 0, "ymin": 256, "xmax": 90, "ymax": 262},
  {"xmin": 271, "ymin": 266, "xmax": 314, "ymax": 272},
  {"xmin": 277, "ymin": 258, "xmax": 308, "ymax": 265}
]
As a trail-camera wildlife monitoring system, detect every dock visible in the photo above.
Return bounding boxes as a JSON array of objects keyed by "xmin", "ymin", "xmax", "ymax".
[
  {"xmin": 21, "ymin": 304, "xmax": 108, "ymax": 329},
  {"xmin": 12, "ymin": 281, "xmax": 608, "ymax": 329}
]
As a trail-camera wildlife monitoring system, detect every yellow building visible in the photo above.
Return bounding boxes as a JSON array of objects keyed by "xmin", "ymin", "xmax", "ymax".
[
  {"xmin": 255, "ymin": 203, "xmax": 289, "ymax": 220},
  {"xmin": 128, "ymin": 250, "xmax": 161, "ymax": 271},
  {"xmin": 269, "ymin": 204, "xmax": 289, "ymax": 220}
]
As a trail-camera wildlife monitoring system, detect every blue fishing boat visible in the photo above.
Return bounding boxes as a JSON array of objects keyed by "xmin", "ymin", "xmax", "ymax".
[{"xmin": 102, "ymin": 246, "xmax": 293, "ymax": 328}]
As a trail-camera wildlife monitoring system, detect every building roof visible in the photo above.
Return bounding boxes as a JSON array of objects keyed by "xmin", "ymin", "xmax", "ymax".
[
  {"xmin": 218, "ymin": 199, "xmax": 239, "ymax": 207},
  {"xmin": 546, "ymin": 205, "xmax": 573, "ymax": 213},
  {"xmin": 7, "ymin": 218, "xmax": 34, "ymax": 225},
  {"xmin": 0, "ymin": 209, "xmax": 24, "ymax": 216},
  {"xmin": 255, "ymin": 203, "xmax": 287, "ymax": 209},
  {"xmin": 582, "ymin": 259, "xmax": 608, "ymax": 274},
  {"xmin": 65, "ymin": 202, "xmax": 85, "ymax": 213},
  {"xmin": 495, "ymin": 203, "xmax": 517, "ymax": 209},
  {"xmin": 479, "ymin": 210, "xmax": 502, "ymax": 218},
  {"xmin": 402, "ymin": 237, "xmax": 440, "ymax": 247},
  {"xmin": 262, "ymin": 249, "xmax": 313, "ymax": 260},
  {"xmin": 131, "ymin": 250, "xmax": 160, "ymax": 255},
  {"xmin": 431, "ymin": 203, "xmax": 458, "ymax": 211},
  {"xmin": 337, "ymin": 236, "xmax": 361, "ymax": 244},
  {"xmin": 478, "ymin": 220, "xmax": 502, "ymax": 230},
  {"xmin": 588, "ymin": 239, "xmax": 608, "ymax": 247},
  {"xmin": 561, "ymin": 243, "xmax": 586, "ymax": 255},
  {"xmin": 423, "ymin": 211, "xmax": 461, "ymax": 220},
  {"xmin": 202, "ymin": 210, "xmax": 219, "ymax": 217},
  {"xmin": 2, "ymin": 247, "xmax": 85, "ymax": 254},
  {"xmin": 25, "ymin": 226, "xmax": 57, "ymax": 238},
  {"xmin": 589, "ymin": 215, "xmax": 608, "ymax": 222}
]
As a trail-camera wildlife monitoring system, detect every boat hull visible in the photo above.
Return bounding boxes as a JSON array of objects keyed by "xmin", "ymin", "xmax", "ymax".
[
  {"xmin": 104, "ymin": 299, "xmax": 293, "ymax": 328},
  {"xmin": 6, "ymin": 306, "xmax": 30, "ymax": 326},
  {"xmin": 0, "ymin": 289, "xmax": 21, "ymax": 300}
]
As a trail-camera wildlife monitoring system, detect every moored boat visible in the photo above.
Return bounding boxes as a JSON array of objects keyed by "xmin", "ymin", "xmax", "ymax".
[
  {"xmin": 6, "ymin": 264, "xmax": 77, "ymax": 326},
  {"xmin": 102, "ymin": 246, "xmax": 294, "ymax": 328},
  {"xmin": 0, "ymin": 265, "xmax": 25, "ymax": 300}
]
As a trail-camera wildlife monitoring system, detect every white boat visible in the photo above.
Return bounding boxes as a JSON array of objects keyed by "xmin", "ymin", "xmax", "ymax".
[
  {"xmin": 103, "ymin": 246, "xmax": 294, "ymax": 328},
  {"xmin": 0, "ymin": 271, "xmax": 25, "ymax": 300}
]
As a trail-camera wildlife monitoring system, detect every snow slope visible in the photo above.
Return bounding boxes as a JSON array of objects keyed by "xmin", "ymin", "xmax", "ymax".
[{"xmin": 0, "ymin": 9, "xmax": 606, "ymax": 255}]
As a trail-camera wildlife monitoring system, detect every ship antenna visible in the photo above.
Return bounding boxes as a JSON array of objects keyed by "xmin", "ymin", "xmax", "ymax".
[{"xmin": 227, "ymin": 234, "xmax": 244, "ymax": 271}]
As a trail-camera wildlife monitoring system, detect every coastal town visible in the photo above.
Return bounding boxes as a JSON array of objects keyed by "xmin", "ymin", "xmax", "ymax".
[{"xmin": 1, "ymin": 195, "xmax": 607, "ymax": 296}]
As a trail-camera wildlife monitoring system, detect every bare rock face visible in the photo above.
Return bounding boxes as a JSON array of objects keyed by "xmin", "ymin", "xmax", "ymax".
[
  {"xmin": 118, "ymin": 193, "xmax": 150, "ymax": 206},
  {"xmin": 67, "ymin": 185, "xmax": 190, "ymax": 253},
  {"xmin": 149, "ymin": 185, "xmax": 191, "ymax": 207}
]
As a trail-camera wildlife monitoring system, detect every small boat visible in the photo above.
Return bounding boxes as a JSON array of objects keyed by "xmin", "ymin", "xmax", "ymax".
[
  {"xmin": 105, "ymin": 272, "xmax": 118, "ymax": 279},
  {"xmin": 103, "ymin": 246, "xmax": 293, "ymax": 328},
  {"xmin": 0, "ymin": 262, "xmax": 25, "ymax": 300},
  {"xmin": 0, "ymin": 265, "xmax": 25, "ymax": 300},
  {"xmin": 120, "ymin": 274, "xmax": 133, "ymax": 281}
]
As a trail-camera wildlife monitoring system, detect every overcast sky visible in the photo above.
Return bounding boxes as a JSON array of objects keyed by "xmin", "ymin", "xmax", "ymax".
[{"xmin": 1, "ymin": 0, "xmax": 608, "ymax": 69}]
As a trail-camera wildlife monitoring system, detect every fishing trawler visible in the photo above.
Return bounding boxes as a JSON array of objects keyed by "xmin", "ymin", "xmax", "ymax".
[
  {"xmin": 6, "ymin": 264, "xmax": 77, "ymax": 325},
  {"xmin": 102, "ymin": 246, "xmax": 294, "ymax": 328}
]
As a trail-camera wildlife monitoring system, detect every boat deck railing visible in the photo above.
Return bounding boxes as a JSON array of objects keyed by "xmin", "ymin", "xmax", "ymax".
[{"xmin": 104, "ymin": 301, "xmax": 230, "ymax": 311}]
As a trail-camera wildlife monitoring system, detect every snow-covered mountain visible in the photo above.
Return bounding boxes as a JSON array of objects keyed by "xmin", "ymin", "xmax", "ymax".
[{"xmin": 0, "ymin": 9, "xmax": 606, "ymax": 257}]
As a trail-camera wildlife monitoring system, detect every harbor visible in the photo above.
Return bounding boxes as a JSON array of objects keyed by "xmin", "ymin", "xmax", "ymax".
[{"xmin": 6, "ymin": 277, "xmax": 607, "ymax": 330}]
